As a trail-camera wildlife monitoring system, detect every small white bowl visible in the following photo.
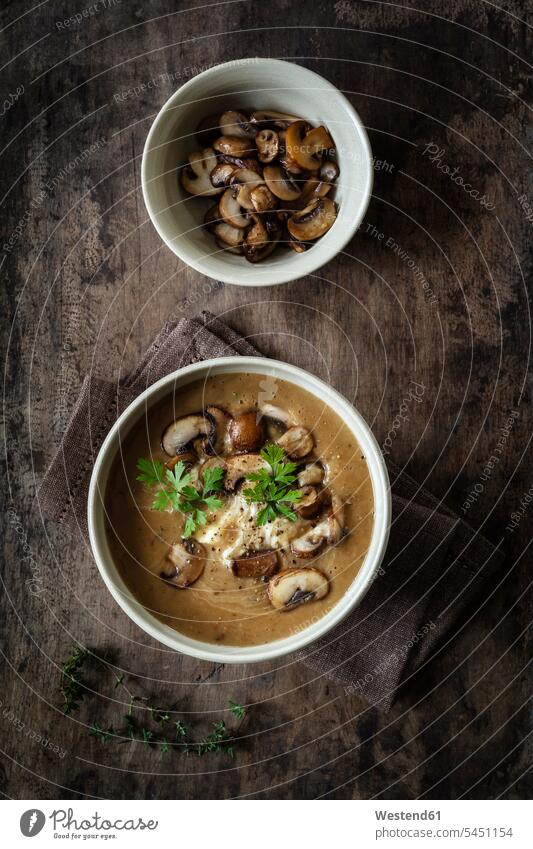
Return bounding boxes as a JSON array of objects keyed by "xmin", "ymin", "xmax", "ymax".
[
  {"xmin": 141, "ymin": 58, "xmax": 373, "ymax": 287},
  {"xmin": 88, "ymin": 358, "xmax": 391, "ymax": 663}
]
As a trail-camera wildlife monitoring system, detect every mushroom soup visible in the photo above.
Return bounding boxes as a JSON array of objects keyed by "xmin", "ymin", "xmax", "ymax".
[{"xmin": 105, "ymin": 373, "xmax": 374, "ymax": 646}]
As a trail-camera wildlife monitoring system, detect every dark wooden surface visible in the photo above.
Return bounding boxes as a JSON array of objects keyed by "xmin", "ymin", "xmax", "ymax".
[{"xmin": 1, "ymin": 0, "xmax": 531, "ymax": 800}]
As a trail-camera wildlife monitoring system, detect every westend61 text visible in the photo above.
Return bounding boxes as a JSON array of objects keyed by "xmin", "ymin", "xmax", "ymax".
[{"xmin": 375, "ymin": 810, "xmax": 441, "ymax": 820}]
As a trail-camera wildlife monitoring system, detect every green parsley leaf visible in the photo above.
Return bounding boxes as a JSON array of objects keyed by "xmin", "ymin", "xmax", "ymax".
[
  {"xmin": 202, "ymin": 465, "xmax": 225, "ymax": 494},
  {"xmin": 183, "ymin": 516, "xmax": 196, "ymax": 538},
  {"xmin": 151, "ymin": 489, "xmax": 176, "ymax": 512},
  {"xmin": 243, "ymin": 444, "xmax": 302, "ymax": 525},
  {"xmin": 136, "ymin": 456, "xmax": 225, "ymax": 538},
  {"xmin": 136, "ymin": 458, "xmax": 166, "ymax": 487},
  {"xmin": 276, "ymin": 504, "xmax": 299, "ymax": 521}
]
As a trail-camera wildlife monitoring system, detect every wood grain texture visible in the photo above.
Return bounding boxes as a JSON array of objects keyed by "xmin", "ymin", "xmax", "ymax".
[{"xmin": 0, "ymin": 0, "xmax": 531, "ymax": 799}]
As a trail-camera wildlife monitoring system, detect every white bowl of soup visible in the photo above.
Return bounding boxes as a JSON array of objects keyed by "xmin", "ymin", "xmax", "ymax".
[{"xmin": 88, "ymin": 358, "xmax": 391, "ymax": 663}]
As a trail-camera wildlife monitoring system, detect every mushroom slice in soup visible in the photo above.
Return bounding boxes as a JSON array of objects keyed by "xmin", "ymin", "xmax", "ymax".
[
  {"xmin": 161, "ymin": 408, "xmax": 230, "ymax": 458},
  {"xmin": 290, "ymin": 511, "xmax": 343, "ymax": 559},
  {"xmin": 161, "ymin": 413, "xmax": 213, "ymax": 457},
  {"xmin": 268, "ymin": 567, "xmax": 329, "ymax": 609},
  {"xmin": 165, "ymin": 450, "xmax": 198, "ymax": 470},
  {"xmin": 297, "ymin": 462, "xmax": 325, "ymax": 487},
  {"xmin": 229, "ymin": 411, "xmax": 265, "ymax": 453},
  {"xmin": 295, "ymin": 485, "xmax": 328, "ymax": 520},
  {"xmin": 231, "ymin": 549, "xmax": 279, "ymax": 579},
  {"xmin": 276, "ymin": 425, "xmax": 314, "ymax": 459},
  {"xmin": 224, "ymin": 453, "xmax": 269, "ymax": 490},
  {"xmin": 199, "ymin": 456, "xmax": 227, "ymax": 486},
  {"xmin": 258, "ymin": 402, "xmax": 294, "ymax": 428},
  {"xmin": 205, "ymin": 406, "xmax": 233, "ymax": 455},
  {"xmin": 161, "ymin": 539, "xmax": 206, "ymax": 588}
]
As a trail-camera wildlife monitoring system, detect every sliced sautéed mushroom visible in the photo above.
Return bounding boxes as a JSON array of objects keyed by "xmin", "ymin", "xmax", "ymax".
[{"xmin": 179, "ymin": 108, "xmax": 340, "ymax": 262}]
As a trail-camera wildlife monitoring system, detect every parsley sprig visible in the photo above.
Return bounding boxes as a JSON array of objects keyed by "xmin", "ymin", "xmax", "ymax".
[
  {"xmin": 136, "ymin": 458, "xmax": 224, "ymax": 538},
  {"xmin": 243, "ymin": 444, "xmax": 302, "ymax": 525}
]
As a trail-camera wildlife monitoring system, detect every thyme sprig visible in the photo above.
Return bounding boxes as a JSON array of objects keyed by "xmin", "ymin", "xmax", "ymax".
[
  {"xmin": 60, "ymin": 646, "xmax": 91, "ymax": 714},
  {"xmin": 59, "ymin": 646, "xmax": 247, "ymax": 758}
]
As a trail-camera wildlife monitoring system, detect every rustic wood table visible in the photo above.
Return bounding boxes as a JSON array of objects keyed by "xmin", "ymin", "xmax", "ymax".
[{"xmin": 1, "ymin": 0, "xmax": 531, "ymax": 800}]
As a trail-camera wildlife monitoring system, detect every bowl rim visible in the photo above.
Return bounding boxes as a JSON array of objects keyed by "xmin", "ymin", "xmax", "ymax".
[
  {"xmin": 141, "ymin": 57, "xmax": 374, "ymax": 287},
  {"xmin": 88, "ymin": 356, "xmax": 391, "ymax": 663}
]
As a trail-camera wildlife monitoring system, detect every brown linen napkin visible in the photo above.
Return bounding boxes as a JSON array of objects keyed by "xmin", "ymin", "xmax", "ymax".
[
  {"xmin": 38, "ymin": 312, "xmax": 259, "ymax": 536},
  {"xmin": 38, "ymin": 312, "xmax": 505, "ymax": 710}
]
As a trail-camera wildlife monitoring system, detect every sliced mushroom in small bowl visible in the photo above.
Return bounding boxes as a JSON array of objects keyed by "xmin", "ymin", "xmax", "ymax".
[
  {"xmin": 219, "ymin": 188, "xmax": 249, "ymax": 229},
  {"xmin": 213, "ymin": 135, "xmax": 256, "ymax": 158},
  {"xmin": 180, "ymin": 148, "xmax": 221, "ymax": 197},
  {"xmin": 177, "ymin": 105, "xmax": 342, "ymax": 266},
  {"xmin": 287, "ymin": 197, "xmax": 337, "ymax": 242},
  {"xmin": 255, "ymin": 129, "xmax": 279, "ymax": 163},
  {"xmin": 213, "ymin": 221, "xmax": 246, "ymax": 251},
  {"xmin": 219, "ymin": 110, "xmax": 257, "ymax": 138},
  {"xmin": 210, "ymin": 162, "xmax": 238, "ymax": 190}
]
